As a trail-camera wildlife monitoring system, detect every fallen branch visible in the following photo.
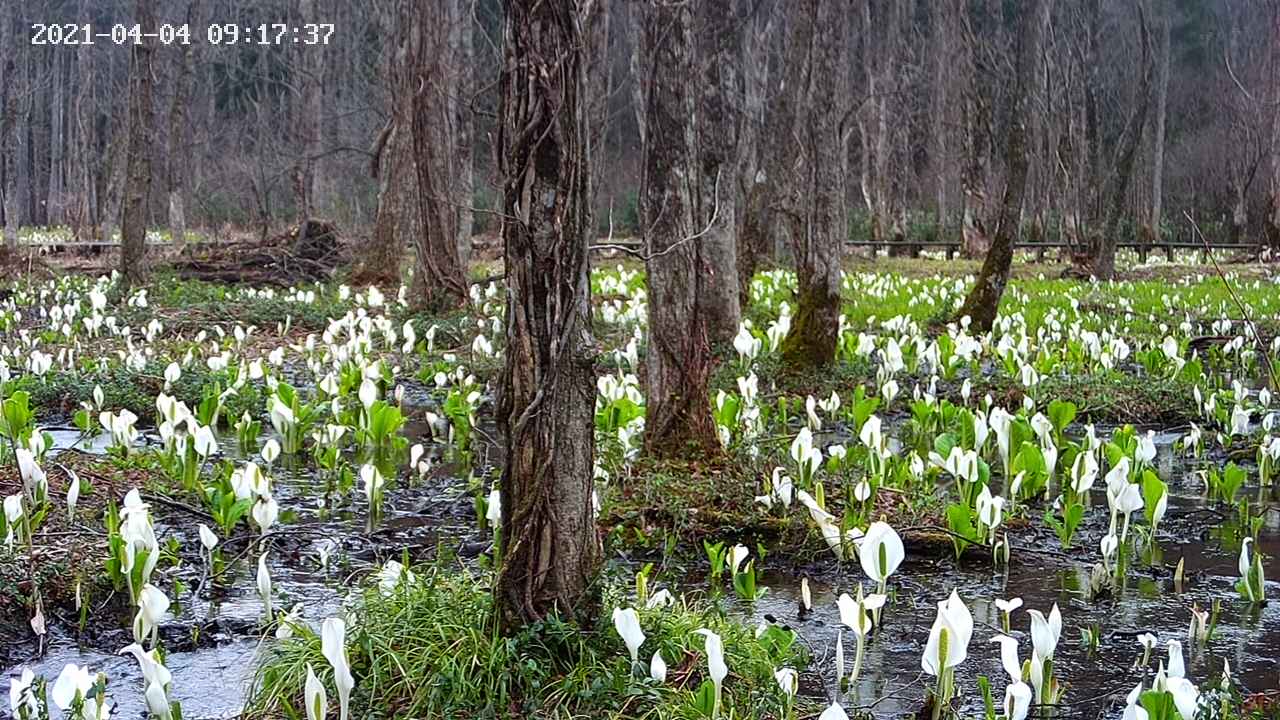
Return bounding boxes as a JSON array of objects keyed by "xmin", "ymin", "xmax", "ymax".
[
  {"xmin": 1185, "ymin": 211, "xmax": 1278, "ymax": 390},
  {"xmin": 166, "ymin": 219, "xmax": 347, "ymax": 287}
]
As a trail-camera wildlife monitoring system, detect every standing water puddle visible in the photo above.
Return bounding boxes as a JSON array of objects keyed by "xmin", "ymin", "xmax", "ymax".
[
  {"xmin": 4, "ymin": 417, "xmax": 483, "ymax": 719},
  {"xmin": 5, "ymin": 426, "xmax": 1279, "ymax": 719},
  {"xmin": 734, "ymin": 437, "xmax": 1280, "ymax": 718}
]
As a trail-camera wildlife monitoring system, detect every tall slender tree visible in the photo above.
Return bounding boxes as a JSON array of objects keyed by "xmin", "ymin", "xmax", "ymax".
[
  {"xmin": 1, "ymin": 0, "xmax": 20, "ymax": 252},
  {"xmin": 640, "ymin": 0, "xmax": 718, "ymax": 457},
  {"xmin": 120, "ymin": 0, "xmax": 157, "ymax": 285},
  {"xmin": 495, "ymin": 0, "xmax": 600, "ymax": 628},
  {"xmin": 451, "ymin": 0, "xmax": 474, "ymax": 268},
  {"xmin": 411, "ymin": 0, "xmax": 469, "ymax": 310},
  {"xmin": 779, "ymin": 0, "xmax": 846, "ymax": 369},
  {"xmin": 167, "ymin": 1, "xmax": 197, "ymax": 250},
  {"xmin": 1089, "ymin": 0, "xmax": 1152, "ymax": 279},
  {"xmin": 1266, "ymin": 2, "xmax": 1280, "ymax": 250},
  {"xmin": 1149, "ymin": 3, "xmax": 1171, "ymax": 244},
  {"xmin": 694, "ymin": 0, "xmax": 741, "ymax": 346},
  {"xmin": 735, "ymin": 0, "xmax": 773, "ymax": 307},
  {"xmin": 360, "ymin": 0, "xmax": 417, "ymax": 286},
  {"xmin": 956, "ymin": 0, "xmax": 1050, "ymax": 330}
]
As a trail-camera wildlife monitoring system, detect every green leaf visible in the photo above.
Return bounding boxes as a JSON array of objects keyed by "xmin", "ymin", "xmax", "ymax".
[
  {"xmin": 977, "ymin": 675, "xmax": 995, "ymax": 720},
  {"xmin": 1220, "ymin": 463, "xmax": 1246, "ymax": 503},
  {"xmin": 1142, "ymin": 471, "xmax": 1167, "ymax": 526},
  {"xmin": 1139, "ymin": 690, "xmax": 1176, "ymax": 720},
  {"xmin": 691, "ymin": 680, "xmax": 717, "ymax": 717},
  {"xmin": 934, "ymin": 433, "xmax": 958, "ymax": 460},
  {"xmin": 946, "ymin": 503, "xmax": 978, "ymax": 558},
  {"xmin": 1046, "ymin": 400, "xmax": 1077, "ymax": 436},
  {"xmin": 756, "ymin": 624, "xmax": 797, "ymax": 663}
]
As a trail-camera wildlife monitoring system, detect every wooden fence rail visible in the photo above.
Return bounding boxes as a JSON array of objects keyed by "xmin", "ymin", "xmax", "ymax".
[{"xmin": 588, "ymin": 238, "xmax": 1258, "ymax": 262}]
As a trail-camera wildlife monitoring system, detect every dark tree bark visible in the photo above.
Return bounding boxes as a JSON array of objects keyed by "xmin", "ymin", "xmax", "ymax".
[
  {"xmin": 694, "ymin": 0, "xmax": 741, "ymax": 346},
  {"xmin": 1149, "ymin": 6, "xmax": 1170, "ymax": 242},
  {"xmin": 1, "ymin": 0, "xmax": 19, "ymax": 251},
  {"xmin": 120, "ymin": 0, "xmax": 157, "ymax": 285},
  {"xmin": 779, "ymin": 0, "xmax": 845, "ymax": 369},
  {"xmin": 1089, "ymin": 0, "xmax": 1153, "ymax": 279},
  {"xmin": 735, "ymin": 0, "xmax": 774, "ymax": 307},
  {"xmin": 167, "ymin": 1, "xmax": 197, "ymax": 249},
  {"xmin": 450, "ymin": 0, "xmax": 474, "ymax": 267},
  {"xmin": 362, "ymin": 120, "xmax": 412, "ymax": 285},
  {"xmin": 956, "ymin": 0, "xmax": 1050, "ymax": 331},
  {"xmin": 959, "ymin": 0, "xmax": 994, "ymax": 259},
  {"xmin": 411, "ymin": 0, "xmax": 469, "ymax": 310},
  {"xmin": 292, "ymin": 0, "xmax": 323, "ymax": 218},
  {"xmin": 495, "ymin": 0, "xmax": 601, "ymax": 629},
  {"xmin": 47, "ymin": 52, "xmax": 66, "ymax": 227},
  {"xmin": 1267, "ymin": 4, "xmax": 1280, "ymax": 250},
  {"xmin": 928, "ymin": 0, "xmax": 952, "ymax": 237},
  {"xmin": 358, "ymin": 2, "xmax": 415, "ymax": 286},
  {"xmin": 640, "ymin": 0, "xmax": 718, "ymax": 458},
  {"xmin": 585, "ymin": 0, "xmax": 612, "ymax": 217}
]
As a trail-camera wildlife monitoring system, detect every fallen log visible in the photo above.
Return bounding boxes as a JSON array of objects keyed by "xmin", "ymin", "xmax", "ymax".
[{"xmin": 166, "ymin": 219, "xmax": 347, "ymax": 286}]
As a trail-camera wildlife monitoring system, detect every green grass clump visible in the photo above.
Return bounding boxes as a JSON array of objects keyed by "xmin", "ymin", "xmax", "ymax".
[
  {"xmin": 247, "ymin": 564, "xmax": 808, "ymax": 720},
  {"xmin": 972, "ymin": 370, "xmax": 1197, "ymax": 426},
  {"xmin": 144, "ymin": 276, "xmax": 351, "ymax": 332},
  {"xmin": 11, "ymin": 360, "xmax": 260, "ymax": 424}
]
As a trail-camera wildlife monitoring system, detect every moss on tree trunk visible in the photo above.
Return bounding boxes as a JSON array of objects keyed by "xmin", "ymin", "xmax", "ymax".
[{"xmin": 781, "ymin": 280, "xmax": 840, "ymax": 369}]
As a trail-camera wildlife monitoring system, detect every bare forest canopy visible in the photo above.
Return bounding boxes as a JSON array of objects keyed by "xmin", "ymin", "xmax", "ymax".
[{"xmin": 0, "ymin": 0, "xmax": 1278, "ymax": 249}]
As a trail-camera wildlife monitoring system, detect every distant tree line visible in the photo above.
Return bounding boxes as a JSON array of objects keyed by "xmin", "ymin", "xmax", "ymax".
[{"xmin": 1, "ymin": 0, "xmax": 1277, "ymax": 265}]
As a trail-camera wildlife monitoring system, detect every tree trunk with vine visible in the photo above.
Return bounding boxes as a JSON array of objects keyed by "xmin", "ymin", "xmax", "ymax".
[{"xmin": 495, "ymin": 0, "xmax": 601, "ymax": 630}]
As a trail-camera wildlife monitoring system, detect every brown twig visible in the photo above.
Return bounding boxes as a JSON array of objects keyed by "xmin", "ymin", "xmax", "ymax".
[{"xmin": 1184, "ymin": 211, "xmax": 1279, "ymax": 390}]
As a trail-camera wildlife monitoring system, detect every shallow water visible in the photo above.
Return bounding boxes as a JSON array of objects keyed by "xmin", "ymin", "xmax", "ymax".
[
  {"xmin": 47, "ymin": 426, "xmax": 118, "ymax": 455},
  {"xmin": 752, "ymin": 517, "xmax": 1279, "ymax": 718},
  {"xmin": 6, "ymin": 423, "xmax": 1279, "ymax": 719},
  {"xmin": 5, "ymin": 412, "xmax": 477, "ymax": 719},
  {"xmin": 741, "ymin": 438, "xmax": 1280, "ymax": 718},
  {"xmin": 15, "ymin": 641, "xmax": 256, "ymax": 720}
]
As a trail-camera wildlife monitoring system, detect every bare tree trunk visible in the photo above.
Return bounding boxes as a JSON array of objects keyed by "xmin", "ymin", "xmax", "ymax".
[
  {"xmin": 496, "ymin": 0, "xmax": 600, "ymax": 629},
  {"xmin": 693, "ymin": 0, "xmax": 742, "ymax": 346},
  {"xmin": 735, "ymin": 0, "xmax": 771, "ymax": 307},
  {"xmin": 1090, "ymin": 1, "xmax": 1153, "ymax": 279},
  {"xmin": 641, "ymin": 0, "xmax": 718, "ymax": 458},
  {"xmin": 780, "ymin": 0, "xmax": 845, "ymax": 369},
  {"xmin": 858, "ymin": 0, "xmax": 885, "ymax": 246},
  {"xmin": 452, "ymin": 0, "xmax": 474, "ymax": 267},
  {"xmin": 1, "ymin": 0, "xmax": 18, "ymax": 251},
  {"xmin": 168, "ymin": 3, "xmax": 196, "ymax": 249},
  {"xmin": 628, "ymin": 4, "xmax": 647, "ymax": 147},
  {"xmin": 1149, "ymin": 6, "xmax": 1170, "ymax": 243},
  {"xmin": 364, "ymin": 121, "xmax": 412, "ymax": 284},
  {"xmin": 929, "ymin": 0, "xmax": 951, "ymax": 237},
  {"xmin": 411, "ymin": 0, "xmax": 469, "ymax": 311},
  {"xmin": 585, "ymin": 0, "xmax": 612, "ymax": 215},
  {"xmin": 293, "ymin": 0, "xmax": 321, "ymax": 219},
  {"xmin": 1231, "ymin": 184, "xmax": 1248, "ymax": 245},
  {"xmin": 47, "ymin": 53, "xmax": 65, "ymax": 228},
  {"xmin": 360, "ymin": 2, "xmax": 415, "ymax": 286},
  {"xmin": 960, "ymin": 1, "xmax": 993, "ymax": 258},
  {"xmin": 957, "ymin": 0, "xmax": 1049, "ymax": 331},
  {"xmin": 120, "ymin": 0, "xmax": 157, "ymax": 285},
  {"xmin": 1268, "ymin": 5, "xmax": 1280, "ymax": 250}
]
